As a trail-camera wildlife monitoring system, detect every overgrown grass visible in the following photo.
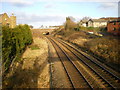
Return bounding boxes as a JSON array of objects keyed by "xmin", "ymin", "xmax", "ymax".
[
  {"xmin": 53, "ymin": 29, "xmax": 79, "ymax": 38},
  {"xmin": 53, "ymin": 28, "xmax": 120, "ymax": 72},
  {"xmin": 79, "ymin": 26, "xmax": 107, "ymax": 32},
  {"xmin": 85, "ymin": 36, "xmax": 120, "ymax": 64},
  {"xmin": 29, "ymin": 45, "xmax": 40, "ymax": 50}
]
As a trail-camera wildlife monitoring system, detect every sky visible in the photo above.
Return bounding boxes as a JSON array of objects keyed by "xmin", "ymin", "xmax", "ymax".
[{"xmin": 0, "ymin": 0, "xmax": 120, "ymax": 28}]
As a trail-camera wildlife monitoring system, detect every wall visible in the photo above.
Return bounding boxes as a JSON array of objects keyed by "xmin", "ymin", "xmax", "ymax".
[
  {"xmin": 0, "ymin": 13, "xmax": 16, "ymax": 28},
  {"xmin": 93, "ymin": 22, "xmax": 107, "ymax": 27},
  {"xmin": 1, "ymin": 13, "xmax": 10, "ymax": 26},
  {"xmin": 88, "ymin": 21, "xmax": 93, "ymax": 27},
  {"xmin": 10, "ymin": 15, "xmax": 16, "ymax": 28},
  {"xmin": 107, "ymin": 21, "xmax": 120, "ymax": 35}
]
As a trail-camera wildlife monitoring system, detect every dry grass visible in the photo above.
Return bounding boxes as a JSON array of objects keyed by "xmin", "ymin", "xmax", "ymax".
[
  {"xmin": 28, "ymin": 44, "xmax": 40, "ymax": 50},
  {"xmin": 54, "ymin": 29, "xmax": 120, "ymax": 71},
  {"xmin": 3, "ymin": 35, "xmax": 50, "ymax": 88},
  {"xmin": 85, "ymin": 36, "xmax": 120, "ymax": 64}
]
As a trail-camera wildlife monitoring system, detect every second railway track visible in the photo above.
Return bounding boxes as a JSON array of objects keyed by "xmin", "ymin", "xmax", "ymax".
[{"xmin": 46, "ymin": 36, "xmax": 120, "ymax": 88}]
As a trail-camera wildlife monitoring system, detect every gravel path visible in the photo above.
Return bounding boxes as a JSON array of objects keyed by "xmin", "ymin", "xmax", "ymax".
[{"xmin": 47, "ymin": 38, "xmax": 72, "ymax": 88}]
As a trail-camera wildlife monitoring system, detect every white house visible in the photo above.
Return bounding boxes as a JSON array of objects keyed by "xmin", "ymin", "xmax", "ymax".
[
  {"xmin": 79, "ymin": 18, "xmax": 108, "ymax": 27},
  {"xmin": 90, "ymin": 19, "xmax": 107, "ymax": 27}
]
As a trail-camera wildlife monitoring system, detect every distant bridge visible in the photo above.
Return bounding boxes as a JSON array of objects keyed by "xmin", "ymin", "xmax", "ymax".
[{"xmin": 31, "ymin": 28, "xmax": 55, "ymax": 34}]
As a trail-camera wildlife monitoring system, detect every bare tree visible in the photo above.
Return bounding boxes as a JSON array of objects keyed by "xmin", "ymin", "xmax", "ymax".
[
  {"xmin": 64, "ymin": 17, "xmax": 78, "ymax": 31},
  {"xmin": 81, "ymin": 16, "xmax": 91, "ymax": 21},
  {"xmin": 29, "ymin": 25, "xmax": 33, "ymax": 29},
  {"xmin": 69, "ymin": 16, "xmax": 76, "ymax": 21}
]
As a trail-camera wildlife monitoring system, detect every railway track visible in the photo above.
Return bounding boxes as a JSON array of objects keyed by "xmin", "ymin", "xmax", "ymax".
[
  {"xmin": 46, "ymin": 36, "xmax": 120, "ymax": 88},
  {"xmin": 48, "ymin": 38, "xmax": 92, "ymax": 88},
  {"xmin": 57, "ymin": 38, "xmax": 120, "ymax": 81}
]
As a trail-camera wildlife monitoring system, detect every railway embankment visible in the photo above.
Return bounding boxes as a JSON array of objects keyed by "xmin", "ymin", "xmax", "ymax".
[
  {"xmin": 3, "ymin": 32, "xmax": 50, "ymax": 88},
  {"xmin": 53, "ymin": 29, "xmax": 120, "ymax": 72},
  {"xmin": 47, "ymin": 37, "xmax": 120, "ymax": 88}
]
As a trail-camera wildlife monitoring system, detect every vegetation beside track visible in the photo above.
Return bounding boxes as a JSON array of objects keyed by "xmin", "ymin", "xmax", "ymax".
[
  {"xmin": 2, "ymin": 25, "xmax": 33, "ymax": 72},
  {"xmin": 52, "ymin": 18, "xmax": 120, "ymax": 72}
]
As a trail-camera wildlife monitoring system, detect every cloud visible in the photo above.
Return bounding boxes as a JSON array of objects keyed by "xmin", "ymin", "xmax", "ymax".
[
  {"xmin": 1, "ymin": 0, "xmax": 33, "ymax": 7},
  {"xmin": 31, "ymin": 0, "xmax": 120, "ymax": 2},
  {"xmin": 1, "ymin": 0, "xmax": 120, "ymax": 4},
  {"xmin": 44, "ymin": 3, "xmax": 56, "ymax": 8},
  {"xmin": 1, "ymin": 0, "xmax": 119, "ymax": 7},
  {"xmin": 64, "ymin": 0, "xmax": 119, "ymax": 2},
  {"xmin": 16, "ymin": 13, "xmax": 84, "ymax": 28},
  {"xmin": 98, "ymin": 2, "xmax": 118, "ymax": 9},
  {"xmin": 16, "ymin": 13, "xmax": 66, "ymax": 27}
]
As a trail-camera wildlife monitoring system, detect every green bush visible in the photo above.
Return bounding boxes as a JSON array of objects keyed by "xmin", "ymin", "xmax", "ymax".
[
  {"xmin": 74, "ymin": 27, "xmax": 80, "ymax": 31},
  {"xmin": 2, "ymin": 25, "xmax": 33, "ymax": 71},
  {"xmin": 79, "ymin": 26, "xmax": 107, "ymax": 32},
  {"xmin": 100, "ymin": 27, "xmax": 107, "ymax": 31}
]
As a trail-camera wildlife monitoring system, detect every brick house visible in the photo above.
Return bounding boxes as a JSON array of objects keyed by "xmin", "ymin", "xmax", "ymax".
[
  {"xmin": 107, "ymin": 20, "xmax": 120, "ymax": 35},
  {"xmin": 0, "ymin": 13, "xmax": 16, "ymax": 28}
]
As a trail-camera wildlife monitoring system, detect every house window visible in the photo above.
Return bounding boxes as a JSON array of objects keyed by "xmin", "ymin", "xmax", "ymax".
[
  {"xmin": 86, "ymin": 22, "xmax": 88, "ymax": 27},
  {"xmin": 113, "ymin": 27, "xmax": 116, "ymax": 31},
  {"xmin": 113, "ymin": 22, "xmax": 116, "ymax": 25}
]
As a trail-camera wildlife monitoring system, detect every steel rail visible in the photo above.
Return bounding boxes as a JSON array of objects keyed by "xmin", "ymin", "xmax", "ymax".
[
  {"xmin": 47, "ymin": 37, "xmax": 93, "ymax": 88},
  {"xmin": 58, "ymin": 38, "xmax": 120, "ymax": 81},
  {"xmin": 56, "ymin": 38, "xmax": 120, "ymax": 88},
  {"xmin": 48, "ymin": 37, "xmax": 75, "ymax": 88}
]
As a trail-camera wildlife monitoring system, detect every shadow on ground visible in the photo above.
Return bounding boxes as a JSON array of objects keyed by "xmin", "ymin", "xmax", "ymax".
[{"xmin": 3, "ymin": 56, "xmax": 48, "ymax": 88}]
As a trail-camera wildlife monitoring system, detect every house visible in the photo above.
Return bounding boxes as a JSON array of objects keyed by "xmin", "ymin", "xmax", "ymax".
[
  {"xmin": 89, "ymin": 19, "xmax": 108, "ymax": 27},
  {"xmin": 79, "ymin": 20, "xmax": 89, "ymax": 27},
  {"xmin": 87, "ymin": 19, "xmax": 93, "ymax": 27},
  {"xmin": 79, "ymin": 17, "xmax": 120, "ymax": 28},
  {"xmin": 107, "ymin": 20, "xmax": 120, "ymax": 35},
  {"xmin": 79, "ymin": 19, "xmax": 108, "ymax": 27},
  {"xmin": 0, "ymin": 13, "xmax": 16, "ymax": 28}
]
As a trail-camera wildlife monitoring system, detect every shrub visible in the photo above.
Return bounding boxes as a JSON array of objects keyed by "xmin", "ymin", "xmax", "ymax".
[
  {"xmin": 2, "ymin": 25, "xmax": 33, "ymax": 71},
  {"xmin": 79, "ymin": 26, "xmax": 106, "ymax": 32}
]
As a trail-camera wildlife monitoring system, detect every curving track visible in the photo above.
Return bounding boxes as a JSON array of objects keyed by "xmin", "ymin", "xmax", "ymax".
[{"xmin": 46, "ymin": 36, "xmax": 120, "ymax": 89}]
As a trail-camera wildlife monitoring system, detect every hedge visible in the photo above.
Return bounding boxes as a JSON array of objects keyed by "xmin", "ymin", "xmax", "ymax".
[{"xmin": 2, "ymin": 24, "xmax": 33, "ymax": 71}]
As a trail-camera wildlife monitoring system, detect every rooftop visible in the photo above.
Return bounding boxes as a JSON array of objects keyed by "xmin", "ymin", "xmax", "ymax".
[{"xmin": 92, "ymin": 19, "xmax": 107, "ymax": 22}]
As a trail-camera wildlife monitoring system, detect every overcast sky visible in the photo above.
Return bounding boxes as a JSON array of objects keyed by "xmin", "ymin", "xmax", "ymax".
[{"xmin": 0, "ymin": 0, "xmax": 119, "ymax": 28}]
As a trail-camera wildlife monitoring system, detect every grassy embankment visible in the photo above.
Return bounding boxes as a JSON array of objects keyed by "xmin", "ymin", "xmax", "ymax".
[
  {"xmin": 2, "ymin": 25, "xmax": 33, "ymax": 72},
  {"xmin": 53, "ymin": 27, "xmax": 120, "ymax": 72}
]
